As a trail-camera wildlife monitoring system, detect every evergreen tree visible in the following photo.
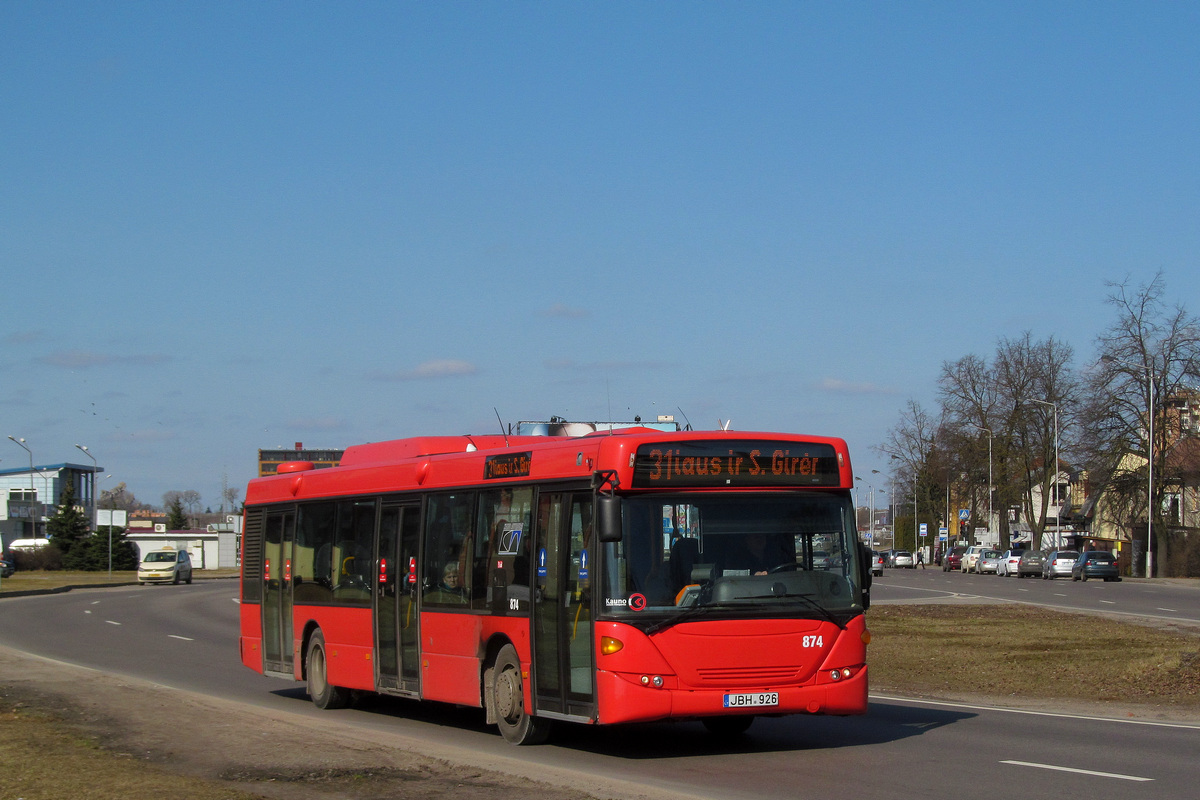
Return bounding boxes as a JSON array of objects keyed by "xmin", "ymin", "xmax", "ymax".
[
  {"xmin": 62, "ymin": 529, "xmax": 139, "ymax": 572},
  {"xmin": 166, "ymin": 497, "xmax": 189, "ymax": 530},
  {"xmin": 46, "ymin": 480, "xmax": 91, "ymax": 555}
]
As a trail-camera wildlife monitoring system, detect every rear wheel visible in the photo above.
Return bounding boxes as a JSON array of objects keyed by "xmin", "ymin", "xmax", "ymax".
[
  {"xmin": 492, "ymin": 644, "xmax": 551, "ymax": 745},
  {"xmin": 307, "ymin": 630, "xmax": 351, "ymax": 709},
  {"xmin": 702, "ymin": 715, "xmax": 755, "ymax": 737}
]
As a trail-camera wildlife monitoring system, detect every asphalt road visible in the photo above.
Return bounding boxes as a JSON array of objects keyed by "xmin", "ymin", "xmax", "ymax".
[{"xmin": 1, "ymin": 576, "xmax": 1197, "ymax": 800}]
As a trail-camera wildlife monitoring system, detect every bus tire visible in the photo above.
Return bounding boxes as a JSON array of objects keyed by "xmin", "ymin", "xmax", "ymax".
[
  {"xmin": 702, "ymin": 715, "xmax": 754, "ymax": 737},
  {"xmin": 307, "ymin": 630, "xmax": 351, "ymax": 710},
  {"xmin": 492, "ymin": 644, "xmax": 551, "ymax": 745}
]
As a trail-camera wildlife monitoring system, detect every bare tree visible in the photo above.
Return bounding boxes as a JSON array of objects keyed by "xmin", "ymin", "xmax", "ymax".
[
  {"xmin": 937, "ymin": 333, "xmax": 1077, "ymax": 550},
  {"xmin": 99, "ymin": 482, "xmax": 146, "ymax": 512},
  {"xmin": 1084, "ymin": 272, "xmax": 1200, "ymax": 574},
  {"xmin": 876, "ymin": 400, "xmax": 945, "ymax": 551}
]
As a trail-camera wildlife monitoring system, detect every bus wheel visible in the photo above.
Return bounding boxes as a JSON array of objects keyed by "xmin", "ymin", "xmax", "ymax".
[
  {"xmin": 703, "ymin": 715, "xmax": 754, "ymax": 737},
  {"xmin": 492, "ymin": 644, "xmax": 551, "ymax": 745},
  {"xmin": 307, "ymin": 630, "xmax": 351, "ymax": 710}
]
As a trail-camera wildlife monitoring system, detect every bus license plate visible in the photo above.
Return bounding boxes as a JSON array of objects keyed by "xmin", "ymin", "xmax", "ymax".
[{"xmin": 723, "ymin": 692, "xmax": 778, "ymax": 708}]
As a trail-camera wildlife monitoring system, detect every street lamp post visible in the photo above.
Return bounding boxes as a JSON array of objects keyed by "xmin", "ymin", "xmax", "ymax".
[
  {"xmin": 75, "ymin": 444, "xmax": 98, "ymax": 531},
  {"xmin": 972, "ymin": 426, "xmax": 993, "ymax": 545},
  {"xmin": 1102, "ymin": 355, "xmax": 1156, "ymax": 577},
  {"xmin": 7, "ymin": 436, "xmax": 39, "ymax": 538}
]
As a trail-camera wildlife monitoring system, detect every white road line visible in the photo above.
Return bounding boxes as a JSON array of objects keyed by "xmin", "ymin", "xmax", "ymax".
[
  {"xmin": 1000, "ymin": 760, "xmax": 1153, "ymax": 782},
  {"xmin": 84, "ymin": 610, "xmax": 92, "ymax": 614},
  {"xmin": 168, "ymin": 635, "xmax": 193, "ymax": 641},
  {"xmin": 1100, "ymin": 600, "xmax": 1115, "ymax": 604},
  {"xmin": 871, "ymin": 694, "xmax": 1200, "ymax": 730},
  {"xmin": 105, "ymin": 620, "xmax": 121, "ymax": 626},
  {"xmin": 1157, "ymin": 607, "xmax": 1178, "ymax": 612}
]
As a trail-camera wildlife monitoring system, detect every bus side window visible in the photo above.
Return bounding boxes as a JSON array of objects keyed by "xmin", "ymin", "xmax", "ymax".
[
  {"xmin": 331, "ymin": 499, "xmax": 374, "ymax": 605},
  {"xmin": 295, "ymin": 502, "xmax": 335, "ymax": 602},
  {"xmin": 424, "ymin": 493, "xmax": 475, "ymax": 608}
]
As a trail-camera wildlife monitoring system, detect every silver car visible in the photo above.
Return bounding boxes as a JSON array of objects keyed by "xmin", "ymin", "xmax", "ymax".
[
  {"xmin": 1042, "ymin": 550, "xmax": 1079, "ymax": 580},
  {"xmin": 976, "ymin": 549, "xmax": 1003, "ymax": 574},
  {"xmin": 891, "ymin": 550, "xmax": 915, "ymax": 568}
]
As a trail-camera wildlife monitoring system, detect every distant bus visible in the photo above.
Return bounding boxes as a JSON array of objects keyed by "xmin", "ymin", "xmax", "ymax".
[{"xmin": 238, "ymin": 427, "xmax": 872, "ymax": 744}]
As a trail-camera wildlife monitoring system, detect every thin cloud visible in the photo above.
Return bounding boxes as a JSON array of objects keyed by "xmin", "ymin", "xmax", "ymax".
[
  {"xmin": 539, "ymin": 303, "xmax": 589, "ymax": 319},
  {"xmin": 286, "ymin": 417, "xmax": 347, "ymax": 431},
  {"xmin": 369, "ymin": 359, "xmax": 478, "ymax": 381},
  {"xmin": 544, "ymin": 358, "xmax": 671, "ymax": 371},
  {"xmin": 818, "ymin": 377, "xmax": 897, "ymax": 395},
  {"xmin": 39, "ymin": 350, "xmax": 171, "ymax": 369},
  {"xmin": 3, "ymin": 330, "xmax": 46, "ymax": 346}
]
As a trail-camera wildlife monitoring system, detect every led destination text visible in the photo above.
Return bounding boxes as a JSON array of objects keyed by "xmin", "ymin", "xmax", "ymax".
[{"xmin": 632, "ymin": 440, "xmax": 839, "ymax": 488}]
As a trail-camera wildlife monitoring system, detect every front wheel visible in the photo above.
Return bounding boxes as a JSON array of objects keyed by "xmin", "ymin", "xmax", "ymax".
[
  {"xmin": 307, "ymin": 630, "xmax": 351, "ymax": 709},
  {"xmin": 492, "ymin": 644, "xmax": 551, "ymax": 745},
  {"xmin": 702, "ymin": 715, "xmax": 755, "ymax": 737}
]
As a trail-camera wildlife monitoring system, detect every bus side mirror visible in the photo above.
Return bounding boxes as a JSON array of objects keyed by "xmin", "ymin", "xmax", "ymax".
[
  {"xmin": 596, "ymin": 495, "xmax": 623, "ymax": 543},
  {"xmin": 857, "ymin": 542, "xmax": 872, "ymax": 611}
]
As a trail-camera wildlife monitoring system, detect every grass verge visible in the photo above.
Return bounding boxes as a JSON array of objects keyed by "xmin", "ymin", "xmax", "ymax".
[{"xmin": 868, "ymin": 604, "xmax": 1200, "ymax": 710}]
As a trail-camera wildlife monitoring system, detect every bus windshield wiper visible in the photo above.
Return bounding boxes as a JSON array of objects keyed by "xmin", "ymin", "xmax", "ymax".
[
  {"xmin": 739, "ymin": 591, "xmax": 845, "ymax": 628},
  {"xmin": 643, "ymin": 603, "xmax": 744, "ymax": 636}
]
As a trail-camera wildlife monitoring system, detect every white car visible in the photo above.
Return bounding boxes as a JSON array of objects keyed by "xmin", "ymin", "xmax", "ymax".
[
  {"xmin": 997, "ymin": 549, "xmax": 1023, "ymax": 576},
  {"xmin": 891, "ymin": 550, "xmax": 914, "ymax": 568},
  {"xmin": 138, "ymin": 549, "xmax": 193, "ymax": 585},
  {"xmin": 960, "ymin": 545, "xmax": 986, "ymax": 573}
]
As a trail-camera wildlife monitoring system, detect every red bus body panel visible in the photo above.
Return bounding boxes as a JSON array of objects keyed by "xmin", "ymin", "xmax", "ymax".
[{"xmin": 594, "ymin": 616, "xmax": 868, "ymax": 724}]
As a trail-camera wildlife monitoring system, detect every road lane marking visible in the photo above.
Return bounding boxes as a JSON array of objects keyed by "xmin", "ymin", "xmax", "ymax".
[
  {"xmin": 1100, "ymin": 600, "xmax": 1115, "ymax": 604},
  {"xmin": 168, "ymin": 635, "xmax": 193, "ymax": 641},
  {"xmin": 84, "ymin": 610, "xmax": 92, "ymax": 614},
  {"xmin": 1000, "ymin": 760, "xmax": 1152, "ymax": 782},
  {"xmin": 105, "ymin": 620, "xmax": 121, "ymax": 626},
  {"xmin": 1157, "ymin": 607, "xmax": 1178, "ymax": 612},
  {"xmin": 871, "ymin": 694, "xmax": 1200, "ymax": 730}
]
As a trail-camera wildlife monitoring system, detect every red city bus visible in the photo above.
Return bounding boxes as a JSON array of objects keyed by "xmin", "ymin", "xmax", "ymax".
[{"xmin": 239, "ymin": 427, "xmax": 872, "ymax": 744}]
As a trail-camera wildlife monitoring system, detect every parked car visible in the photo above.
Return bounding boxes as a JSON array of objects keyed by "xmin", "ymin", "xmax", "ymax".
[
  {"xmin": 961, "ymin": 545, "xmax": 987, "ymax": 573},
  {"xmin": 891, "ymin": 550, "xmax": 915, "ymax": 568},
  {"xmin": 976, "ymin": 549, "xmax": 1003, "ymax": 574},
  {"xmin": 942, "ymin": 546, "xmax": 967, "ymax": 572},
  {"xmin": 997, "ymin": 549, "xmax": 1023, "ymax": 577},
  {"xmin": 870, "ymin": 550, "xmax": 885, "ymax": 577},
  {"xmin": 1042, "ymin": 549, "xmax": 1080, "ymax": 580},
  {"xmin": 1071, "ymin": 551, "xmax": 1121, "ymax": 582},
  {"xmin": 138, "ymin": 549, "xmax": 193, "ymax": 585},
  {"xmin": 0, "ymin": 558, "xmax": 14, "ymax": 578},
  {"xmin": 1016, "ymin": 550, "xmax": 1045, "ymax": 578}
]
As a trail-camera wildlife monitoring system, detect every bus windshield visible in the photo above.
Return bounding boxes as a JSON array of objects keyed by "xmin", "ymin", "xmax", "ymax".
[{"xmin": 601, "ymin": 493, "xmax": 864, "ymax": 625}]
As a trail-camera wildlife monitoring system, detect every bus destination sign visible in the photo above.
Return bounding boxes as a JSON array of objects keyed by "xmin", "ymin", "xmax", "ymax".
[
  {"xmin": 483, "ymin": 452, "xmax": 533, "ymax": 480},
  {"xmin": 632, "ymin": 440, "xmax": 840, "ymax": 488}
]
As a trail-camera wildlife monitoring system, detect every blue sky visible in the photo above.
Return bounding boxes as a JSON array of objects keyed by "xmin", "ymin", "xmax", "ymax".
[{"xmin": 4, "ymin": 2, "xmax": 1199, "ymax": 510}]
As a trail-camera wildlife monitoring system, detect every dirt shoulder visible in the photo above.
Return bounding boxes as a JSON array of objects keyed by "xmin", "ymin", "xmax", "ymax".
[{"xmin": 0, "ymin": 646, "xmax": 659, "ymax": 800}]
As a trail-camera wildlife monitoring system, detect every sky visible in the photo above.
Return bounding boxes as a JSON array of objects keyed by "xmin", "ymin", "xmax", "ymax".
[{"xmin": 3, "ymin": 2, "xmax": 1200, "ymax": 511}]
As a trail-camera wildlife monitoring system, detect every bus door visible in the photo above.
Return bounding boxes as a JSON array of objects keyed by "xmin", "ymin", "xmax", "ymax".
[
  {"xmin": 261, "ymin": 509, "xmax": 296, "ymax": 675},
  {"xmin": 532, "ymin": 492, "xmax": 596, "ymax": 719},
  {"xmin": 375, "ymin": 502, "xmax": 422, "ymax": 694}
]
